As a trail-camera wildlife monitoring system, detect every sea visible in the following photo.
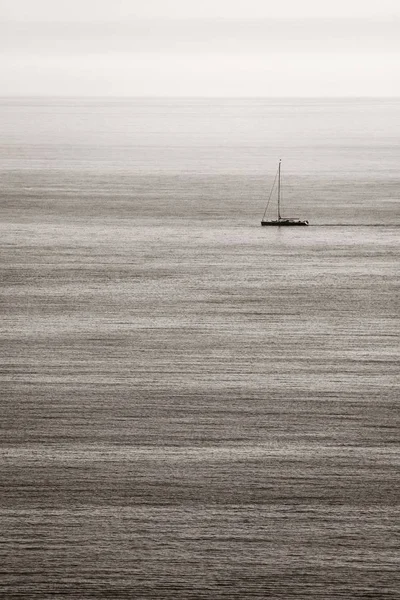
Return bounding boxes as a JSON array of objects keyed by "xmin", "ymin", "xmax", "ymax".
[{"xmin": 0, "ymin": 97, "xmax": 399, "ymax": 599}]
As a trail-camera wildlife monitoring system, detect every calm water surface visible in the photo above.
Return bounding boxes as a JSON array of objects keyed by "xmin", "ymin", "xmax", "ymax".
[{"xmin": 0, "ymin": 98, "xmax": 399, "ymax": 599}]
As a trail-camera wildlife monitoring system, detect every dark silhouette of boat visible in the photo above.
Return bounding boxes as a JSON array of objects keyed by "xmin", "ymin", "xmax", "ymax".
[{"xmin": 261, "ymin": 160, "xmax": 309, "ymax": 226}]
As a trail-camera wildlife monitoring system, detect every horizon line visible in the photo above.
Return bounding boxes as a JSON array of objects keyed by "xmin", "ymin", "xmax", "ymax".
[{"xmin": 2, "ymin": 94, "xmax": 400, "ymax": 99}]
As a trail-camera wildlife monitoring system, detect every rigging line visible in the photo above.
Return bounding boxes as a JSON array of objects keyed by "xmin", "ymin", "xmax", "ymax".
[{"xmin": 262, "ymin": 164, "xmax": 279, "ymax": 220}]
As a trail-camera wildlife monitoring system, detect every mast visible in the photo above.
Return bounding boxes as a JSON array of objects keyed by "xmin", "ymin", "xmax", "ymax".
[{"xmin": 277, "ymin": 159, "xmax": 281, "ymax": 220}]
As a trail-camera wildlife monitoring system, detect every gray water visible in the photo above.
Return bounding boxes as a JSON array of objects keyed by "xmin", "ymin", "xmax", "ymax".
[{"xmin": 1, "ymin": 98, "xmax": 399, "ymax": 599}]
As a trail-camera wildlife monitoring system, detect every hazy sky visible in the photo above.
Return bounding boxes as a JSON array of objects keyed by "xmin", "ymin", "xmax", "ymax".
[{"xmin": 1, "ymin": 0, "xmax": 399, "ymax": 96}]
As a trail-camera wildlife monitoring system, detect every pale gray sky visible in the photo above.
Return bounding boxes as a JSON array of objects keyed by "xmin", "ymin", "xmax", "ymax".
[{"xmin": 1, "ymin": 0, "xmax": 399, "ymax": 96}]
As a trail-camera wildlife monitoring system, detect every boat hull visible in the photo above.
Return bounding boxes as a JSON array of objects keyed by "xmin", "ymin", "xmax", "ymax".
[{"xmin": 261, "ymin": 219, "xmax": 309, "ymax": 226}]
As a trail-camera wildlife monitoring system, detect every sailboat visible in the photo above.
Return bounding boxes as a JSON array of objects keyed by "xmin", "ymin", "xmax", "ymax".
[{"xmin": 261, "ymin": 160, "xmax": 309, "ymax": 226}]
